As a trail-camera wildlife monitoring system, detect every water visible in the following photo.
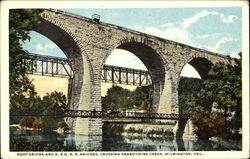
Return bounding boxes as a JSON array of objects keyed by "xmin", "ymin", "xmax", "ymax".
[{"xmin": 10, "ymin": 128, "xmax": 242, "ymax": 151}]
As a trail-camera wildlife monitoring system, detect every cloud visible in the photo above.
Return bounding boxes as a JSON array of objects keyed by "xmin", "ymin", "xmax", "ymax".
[
  {"xmin": 45, "ymin": 44, "xmax": 57, "ymax": 48},
  {"xmin": 210, "ymin": 37, "xmax": 238, "ymax": 52},
  {"xmin": 181, "ymin": 10, "xmax": 218, "ymax": 29},
  {"xmin": 128, "ymin": 25, "xmax": 143, "ymax": 31},
  {"xmin": 197, "ymin": 33, "xmax": 222, "ymax": 39},
  {"xmin": 220, "ymin": 15, "xmax": 238, "ymax": 24},
  {"xmin": 145, "ymin": 26, "xmax": 194, "ymax": 46},
  {"xmin": 147, "ymin": 10, "xmax": 239, "ymax": 51},
  {"xmin": 36, "ymin": 44, "xmax": 44, "ymax": 51},
  {"xmin": 153, "ymin": 9, "xmax": 239, "ymax": 46},
  {"xmin": 230, "ymin": 52, "xmax": 240, "ymax": 58},
  {"xmin": 161, "ymin": 22, "xmax": 175, "ymax": 28},
  {"xmin": 38, "ymin": 52, "xmax": 45, "ymax": 55},
  {"xmin": 179, "ymin": 10, "xmax": 238, "ymax": 29},
  {"xmin": 36, "ymin": 43, "xmax": 57, "ymax": 51}
]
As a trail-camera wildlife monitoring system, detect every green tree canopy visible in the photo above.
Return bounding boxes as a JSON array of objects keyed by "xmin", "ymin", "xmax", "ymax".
[
  {"xmin": 102, "ymin": 85, "xmax": 153, "ymax": 112},
  {"xmin": 9, "ymin": 9, "xmax": 42, "ymax": 108},
  {"xmin": 179, "ymin": 54, "xmax": 242, "ymax": 140}
]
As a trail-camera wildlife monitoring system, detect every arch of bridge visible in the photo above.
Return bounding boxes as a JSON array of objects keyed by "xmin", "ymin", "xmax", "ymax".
[
  {"xmin": 101, "ymin": 37, "xmax": 175, "ymax": 113},
  {"xmin": 33, "ymin": 16, "xmax": 91, "ymax": 112},
  {"xmin": 176, "ymin": 52, "xmax": 232, "ymax": 83}
]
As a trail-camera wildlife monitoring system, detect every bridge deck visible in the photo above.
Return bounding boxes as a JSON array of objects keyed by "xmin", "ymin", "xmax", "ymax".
[{"xmin": 10, "ymin": 110, "xmax": 188, "ymax": 120}]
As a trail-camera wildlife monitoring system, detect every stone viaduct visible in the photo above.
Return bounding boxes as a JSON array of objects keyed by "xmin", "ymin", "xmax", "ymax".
[{"xmin": 34, "ymin": 9, "xmax": 233, "ymax": 137}]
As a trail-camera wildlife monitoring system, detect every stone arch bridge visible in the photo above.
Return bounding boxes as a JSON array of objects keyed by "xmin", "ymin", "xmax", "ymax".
[{"xmin": 33, "ymin": 9, "xmax": 233, "ymax": 137}]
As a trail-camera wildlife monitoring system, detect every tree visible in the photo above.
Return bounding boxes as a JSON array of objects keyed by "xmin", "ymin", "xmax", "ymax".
[
  {"xmin": 178, "ymin": 77, "xmax": 203, "ymax": 114},
  {"xmin": 9, "ymin": 10, "xmax": 70, "ymax": 132},
  {"xmin": 32, "ymin": 118, "xmax": 43, "ymax": 129},
  {"xmin": 9, "ymin": 9, "xmax": 42, "ymax": 109},
  {"xmin": 41, "ymin": 91, "xmax": 68, "ymax": 114},
  {"xmin": 200, "ymin": 54, "xmax": 242, "ymax": 139},
  {"xmin": 102, "ymin": 85, "xmax": 153, "ymax": 111},
  {"xmin": 19, "ymin": 118, "xmax": 35, "ymax": 128},
  {"xmin": 132, "ymin": 85, "xmax": 153, "ymax": 111},
  {"xmin": 102, "ymin": 85, "xmax": 132, "ymax": 111},
  {"xmin": 179, "ymin": 53, "xmax": 242, "ymax": 139}
]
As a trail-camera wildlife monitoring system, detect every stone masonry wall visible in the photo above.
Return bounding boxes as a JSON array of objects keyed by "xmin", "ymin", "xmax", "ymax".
[{"xmin": 38, "ymin": 9, "xmax": 233, "ymax": 136}]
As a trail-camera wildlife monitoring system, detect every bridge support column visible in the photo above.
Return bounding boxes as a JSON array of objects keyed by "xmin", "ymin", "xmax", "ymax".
[
  {"xmin": 173, "ymin": 119, "xmax": 197, "ymax": 138},
  {"xmin": 65, "ymin": 135, "xmax": 102, "ymax": 151},
  {"xmin": 74, "ymin": 83, "xmax": 103, "ymax": 136},
  {"xmin": 173, "ymin": 118, "xmax": 187, "ymax": 138},
  {"xmin": 69, "ymin": 54, "xmax": 102, "ymax": 136},
  {"xmin": 157, "ymin": 71, "xmax": 179, "ymax": 114},
  {"xmin": 183, "ymin": 120, "xmax": 197, "ymax": 138}
]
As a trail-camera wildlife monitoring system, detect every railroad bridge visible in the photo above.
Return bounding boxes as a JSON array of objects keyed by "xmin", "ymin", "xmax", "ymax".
[{"xmin": 32, "ymin": 9, "xmax": 233, "ymax": 137}]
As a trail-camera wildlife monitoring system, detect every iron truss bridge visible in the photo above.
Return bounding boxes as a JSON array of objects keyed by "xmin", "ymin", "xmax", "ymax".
[
  {"xmin": 26, "ymin": 54, "xmax": 152, "ymax": 86},
  {"xmin": 26, "ymin": 53, "xmax": 73, "ymax": 78},
  {"xmin": 10, "ymin": 110, "xmax": 188, "ymax": 120},
  {"xmin": 101, "ymin": 65, "xmax": 151, "ymax": 86}
]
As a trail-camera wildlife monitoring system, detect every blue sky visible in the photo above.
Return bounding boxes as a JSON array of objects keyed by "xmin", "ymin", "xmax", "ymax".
[{"xmin": 22, "ymin": 7, "xmax": 242, "ymax": 78}]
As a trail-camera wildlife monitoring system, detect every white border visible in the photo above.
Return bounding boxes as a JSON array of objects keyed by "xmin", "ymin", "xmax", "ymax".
[{"xmin": 1, "ymin": 1, "xmax": 249, "ymax": 159}]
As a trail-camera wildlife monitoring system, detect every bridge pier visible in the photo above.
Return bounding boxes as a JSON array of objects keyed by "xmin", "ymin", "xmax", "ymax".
[
  {"xmin": 65, "ymin": 134, "xmax": 102, "ymax": 151},
  {"xmin": 173, "ymin": 118, "xmax": 187, "ymax": 138},
  {"xmin": 173, "ymin": 119, "xmax": 197, "ymax": 138},
  {"xmin": 74, "ymin": 118, "xmax": 102, "ymax": 136}
]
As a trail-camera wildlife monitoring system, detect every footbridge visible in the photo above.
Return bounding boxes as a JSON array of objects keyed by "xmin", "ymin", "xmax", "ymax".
[{"xmin": 10, "ymin": 109, "xmax": 188, "ymax": 120}]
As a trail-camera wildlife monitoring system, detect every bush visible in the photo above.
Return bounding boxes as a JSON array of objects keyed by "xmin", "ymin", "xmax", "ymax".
[
  {"xmin": 192, "ymin": 112, "xmax": 228, "ymax": 139},
  {"xmin": 19, "ymin": 118, "xmax": 35, "ymax": 128},
  {"xmin": 32, "ymin": 118, "xmax": 43, "ymax": 129},
  {"xmin": 42, "ymin": 118, "xmax": 61, "ymax": 132}
]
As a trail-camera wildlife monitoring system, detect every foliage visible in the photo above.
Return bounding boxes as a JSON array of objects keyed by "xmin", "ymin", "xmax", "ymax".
[
  {"xmin": 178, "ymin": 77, "xmax": 204, "ymax": 114},
  {"xmin": 58, "ymin": 121, "xmax": 69, "ymax": 131},
  {"xmin": 102, "ymin": 85, "xmax": 153, "ymax": 111},
  {"xmin": 102, "ymin": 85, "xmax": 131, "ymax": 111},
  {"xmin": 42, "ymin": 91, "xmax": 68, "ymax": 115},
  {"xmin": 10, "ymin": 138, "xmax": 77, "ymax": 151},
  {"xmin": 190, "ymin": 108, "xmax": 227, "ymax": 139},
  {"xmin": 179, "ymin": 53, "xmax": 242, "ymax": 140},
  {"xmin": 9, "ymin": 9, "xmax": 70, "ymax": 133},
  {"xmin": 42, "ymin": 118, "xmax": 62, "ymax": 132},
  {"xmin": 9, "ymin": 9, "xmax": 42, "ymax": 108},
  {"xmin": 11, "ymin": 91, "xmax": 68, "ymax": 132},
  {"xmin": 132, "ymin": 86, "xmax": 153, "ymax": 111},
  {"xmin": 32, "ymin": 118, "xmax": 43, "ymax": 129},
  {"xmin": 19, "ymin": 118, "xmax": 35, "ymax": 128},
  {"xmin": 203, "ymin": 55, "xmax": 242, "ymax": 131}
]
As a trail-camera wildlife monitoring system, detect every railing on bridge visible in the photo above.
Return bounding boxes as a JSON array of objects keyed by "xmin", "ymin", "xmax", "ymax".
[
  {"xmin": 10, "ymin": 109, "xmax": 188, "ymax": 120},
  {"xmin": 101, "ymin": 65, "xmax": 151, "ymax": 86},
  {"xmin": 25, "ymin": 54, "xmax": 152, "ymax": 86},
  {"xmin": 26, "ymin": 53, "xmax": 73, "ymax": 78}
]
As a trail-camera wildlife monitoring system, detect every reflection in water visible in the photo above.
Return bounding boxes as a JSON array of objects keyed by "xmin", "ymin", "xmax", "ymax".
[
  {"xmin": 10, "ymin": 128, "xmax": 241, "ymax": 151},
  {"xmin": 173, "ymin": 138, "xmax": 185, "ymax": 151}
]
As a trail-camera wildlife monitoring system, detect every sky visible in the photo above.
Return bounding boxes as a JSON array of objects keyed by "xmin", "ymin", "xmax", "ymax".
[{"xmin": 22, "ymin": 7, "xmax": 242, "ymax": 78}]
